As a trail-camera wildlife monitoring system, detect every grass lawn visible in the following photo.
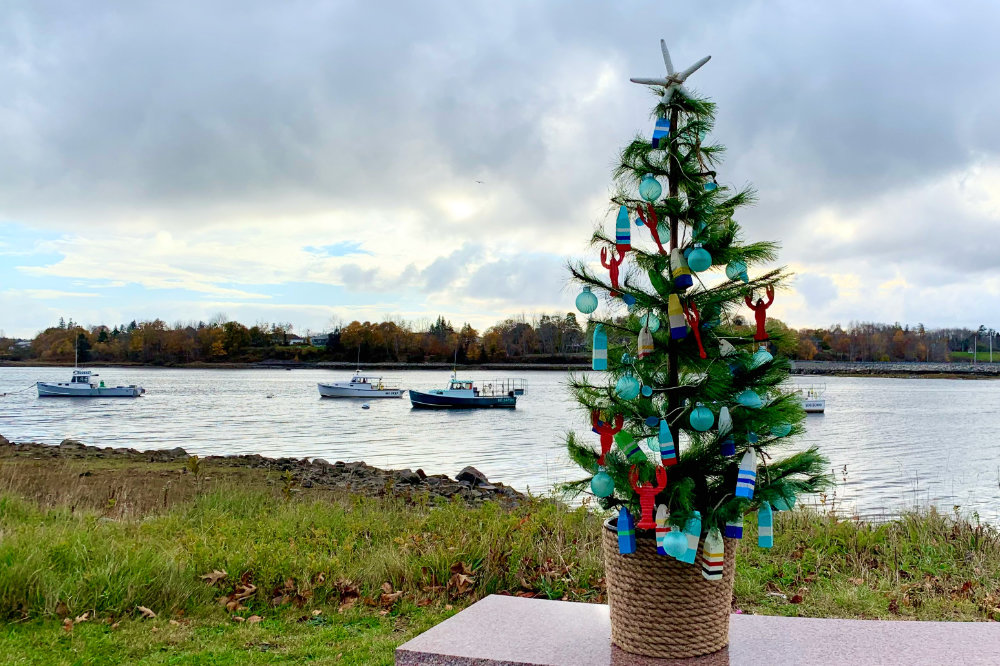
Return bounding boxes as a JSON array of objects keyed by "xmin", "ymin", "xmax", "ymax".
[{"xmin": 1, "ymin": 457, "xmax": 999, "ymax": 664}]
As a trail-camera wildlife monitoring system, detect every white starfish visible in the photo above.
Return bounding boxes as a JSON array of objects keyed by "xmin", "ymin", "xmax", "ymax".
[{"xmin": 630, "ymin": 39, "xmax": 710, "ymax": 104}]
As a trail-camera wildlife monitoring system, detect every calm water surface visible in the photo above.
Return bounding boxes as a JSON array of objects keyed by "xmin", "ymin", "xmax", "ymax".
[{"xmin": 1, "ymin": 367, "xmax": 999, "ymax": 519}]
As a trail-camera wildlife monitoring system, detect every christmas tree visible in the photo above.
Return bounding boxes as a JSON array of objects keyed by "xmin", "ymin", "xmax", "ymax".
[{"xmin": 567, "ymin": 41, "xmax": 829, "ymax": 559}]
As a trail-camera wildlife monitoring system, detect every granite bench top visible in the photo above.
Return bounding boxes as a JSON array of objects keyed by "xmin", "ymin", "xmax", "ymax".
[{"xmin": 396, "ymin": 594, "xmax": 1000, "ymax": 665}]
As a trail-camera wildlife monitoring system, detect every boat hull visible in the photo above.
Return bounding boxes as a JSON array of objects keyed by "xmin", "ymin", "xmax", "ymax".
[
  {"xmin": 37, "ymin": 382, "xmax": 144, "ymax": 398},
  {"xmin": 408, "ymin": 389, "xmax": 517, "ymax": 409},
  {"xmin": 802, "ymin": 398, "xmax": 825, "ymax": 413},
  {"xmin": 318, "ymin": 383, "xmax": 403, "ymax": 398}
]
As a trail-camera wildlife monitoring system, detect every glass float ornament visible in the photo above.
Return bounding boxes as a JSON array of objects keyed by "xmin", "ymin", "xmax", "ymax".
[
  {"xmin": 680, "ymin": 511, "xmax": 702, "ymax": 564},
  {"xmin": 726, "ymin": 260, "xmax": 749, "ymax": 283},
  {"xmin": 590, "ymin": 468, "xmax": 615, "ymax": 498},
  {"xmin": 615, "ymin": 205, "xmax": 631, "ymax": 252},
  {"xmin": 758, "ymin": 502, "xmax": 774, "ymax": 548},
  {"xmin": 639, "ymin": 173, "xmax": 663, "ymax": 202},
  {"xmin": 689, "ymin": 403, "xmax": 714, "ymax": 431},
  {"xmin": 662, "ymin": 529, "xmax": 687, "ymax": 558},
  {"xmin": 735, "ymin": 450, "xmax": 757, "ymax": 499},
  {"xmin": 639, "ymin": 312, "xmax": 660, "ymax": 333},
  {"xmin": 701, "ymin": 528, "xmax": 724, "ymax": 581},
  {"xmin": 615, "ymin": 374, "xmax": 640, "ymax": 400},
  {"xmin": 575, "ymin": 286, "xmax": 598, "ymax": 314},
  {"xmin": 592, "ymin": 324, "xmax": 607, "ymax": 371},
  {"xmin": 622, "ymin": 293, "xmax": 637, "ymax": 306},
  {"xmin": 771, "ymin": 422, "xmax": 792, "ymax": 438},
  {"xmin": 747, "ymin": 431, "xmax": 759, "ymax": 445},
  {"xmin": 644, "ymin": 416, "xmax": 660, "ymax": 427},
  {"xmin": 737, "ymin": 389, "xmax": 762, "ymax": 409},
  {"xmin": 656, "ymin": 222, "xmax": 670, "ymax": 242},
  {"xmin": 617, "ymin": 507, "xmax": 636, "ymax": 554},
  {"xmin": 772, "ymin": 491, "xmax": 796, "ymax": 511},
  {"xmin": 687, "ymin": 244, "xmax": 712, "ymax": 272},
  {"xmin": 641, "ymin": 385, "xmax": 653, "ymax": 397},
  {"xmin": 750, "ymin": 345, "xmax": 773, "ymax": 369},
  {"xmin": 704, "ymin": 180, "xmax": 718, "ymax": 191},
  {"xmin": 645, "ymin": 435, "xmax": 659, "ymax": 454}
]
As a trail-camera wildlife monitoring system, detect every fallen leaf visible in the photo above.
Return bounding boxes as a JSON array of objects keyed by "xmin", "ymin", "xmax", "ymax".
[
  {"xmin": 790, "ymin": 594, "xmax": 803, "ymax": 604},
  {"xmin": 62, "ymin": 618, "xmax": 73, "ymax": 633},
  {"xmin": 233, "ymin": 616, "xmax": 246, "ymax": 623},
  {"xmin": 200, "ymin": 570, "xmax": 228, "ymax": 586},
  {"xmin": 74, "ymin": 612, "xmax": 90, "ymax": 624},
  {"xmin": 137, "ymin": 606, "xmax": 157, "ymax": 619},
  {"xmin": 311, "ymin": 610, "xmax": 322, "ymax": 616},
  {"xmin": 335, "ymin": 579, "xmax": 360, "ymax": 612},
  {"xmin": 169, "ymin": 619, "xmax": 180, "ymax": 626},
  {"xmin": 444, "ymin": 604, "xmax": 453, "ymax": 611},
  {"xmin": 55, "ymin": 602, "xmax": 69, "ymax": 618},
  {"xmin": 247, "ymin": 615, "xmax": 262, "ymax": 624},
  {"xmin": 110, "ymin": 622, "xmax": 120, "ymax": 630},
  {"xmin": 151, "ymin": 626, "xmax": 159, "ymax": 633},
  {"xmin": 416, "ymin": 598, "xmax": 432, "ymax": 607}
]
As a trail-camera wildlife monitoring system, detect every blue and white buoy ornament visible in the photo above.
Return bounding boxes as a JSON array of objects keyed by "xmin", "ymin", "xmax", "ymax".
[
  {"xmin": 615, "ymin": 206, "xmax": 631, "ymax": 252},
  {"xmin": 651, "ymin": 116, "xmax": 670, "ymax": 148},
  {"xmin": 680, "ymin": 511, "xmax": 702, "ymax": 564},
  {"xmin": 735, "ymin": 450, "xmax": 757, "ymax": 499},
  {"xmin": 658, "ymin": 419, "xmax": 677, "ymax": 466},
  {"xmin": 725, "ymin": 513, "xmax": 744, "ymax": 539},
  {"xmin": 617, "ymin": 507, "xmax": 636, "ymax": 554}
]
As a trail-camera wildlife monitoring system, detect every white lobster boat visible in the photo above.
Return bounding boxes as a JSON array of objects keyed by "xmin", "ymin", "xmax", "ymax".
[
  {"xmin": 318, "ymin": 373, "xmax": 403, "ymax": 398},
  {"xmin": 37, "ymin": 369, "xmax": 145, "ymax": 398},
  {"xmin": 795, "ymin": 384, "xmax": 826, "ymax": 413}
]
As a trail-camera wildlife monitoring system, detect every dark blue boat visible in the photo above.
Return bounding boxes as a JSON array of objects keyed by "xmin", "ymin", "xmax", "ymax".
[{"xmin": 408, "ymin": 376, "xmax": 526, "ymax": 409}]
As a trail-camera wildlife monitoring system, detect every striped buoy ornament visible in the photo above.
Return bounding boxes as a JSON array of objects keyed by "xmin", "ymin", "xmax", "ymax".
[
  {"xmin": 758, "ymin": 501, "xmax": 773, "ymax": 548},
  {"xmin": 701, "ymin": 528, "xmax": 724, "ymax": 580},
  {"xmin": 735, "ymin": 450, "xmax": 757, "ymax": 499}
]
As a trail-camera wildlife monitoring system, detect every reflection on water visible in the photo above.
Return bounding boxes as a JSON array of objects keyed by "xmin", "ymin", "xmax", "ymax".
[{"xmin": 1, "ymin": 368, "xmax": 999, "ymax": 520}]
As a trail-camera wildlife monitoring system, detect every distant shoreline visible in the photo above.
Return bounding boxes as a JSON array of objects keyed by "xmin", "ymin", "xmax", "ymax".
[{"xmin": 3, "ymin": 358, "xmax": 1000, "ymax": 377}]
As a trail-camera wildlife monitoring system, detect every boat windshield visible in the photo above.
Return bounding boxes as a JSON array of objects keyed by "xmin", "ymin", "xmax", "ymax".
[{"xmin": 450, "ymin": 381, "xmax": 473, "ymax": 390}]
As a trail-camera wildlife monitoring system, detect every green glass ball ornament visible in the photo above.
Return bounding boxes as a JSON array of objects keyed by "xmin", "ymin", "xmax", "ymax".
[
  {"xmin": 750, "ymin": 346, "xmax": 773, "ymax": 369},
  {"xmin": 615, "ymin": 375, "xmax": 641, "ymax": 400},
  {"xmin": 725, "ymin": 260, "xmax": 749, "ymax": 283},
  {"xmin": 591, "ymin": 469, "xmax": 615, "ymax": 498},
  {"xmin": 638, "ymin": 174, "xmax": 663, "ymax": 202},
  {"xmin": 639, "ymin": 312, "xmax": 660, "ymax": 333},
  {"xmin": 575, "ymin": 286, "xmax": 598, "ymax": 314},
  {"xmin": 687, "ymin": 244, "xmax": 712, "ymax": 272},
  {"xmin": 737, "ymin": 389, "xmax": 762, "ymax": 409},
  {"xmin": 771, "ymin": 423, "xmax": 792, "ymax": 438},
  {"xmin": 689, "ymin": 403, "xmax": 714, "ymax": 431},
  {"xmin": 663, "ymin": 530, "xmax": 687, "ymax": 558}
]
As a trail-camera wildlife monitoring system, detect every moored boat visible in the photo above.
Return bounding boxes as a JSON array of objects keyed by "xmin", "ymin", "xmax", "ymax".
[
  {"xmin": 37, "ymin": 369, "xmax": 145, "ymax": 398},
  {"xmin": 318, "ymin": 373, "xmax": 403, "ymax": 398},
  {"xmin": 794, "ymin": 383, "xmax": 826, "ymax": 413},
  {"xmin": 408, "ymin": 375, "xmax": 526, "ymax": 409}
]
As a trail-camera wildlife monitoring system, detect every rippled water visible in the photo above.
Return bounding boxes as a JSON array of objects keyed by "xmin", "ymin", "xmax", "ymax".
[{"xmin": 2, "ymin": 367, "xmax": 999, "ymax": 519}]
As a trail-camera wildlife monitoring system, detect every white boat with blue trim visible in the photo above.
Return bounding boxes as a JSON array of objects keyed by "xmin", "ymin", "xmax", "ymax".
[
  {"xmin": 37, "ymin": 369, "xmax": 145, "ymax": 398},
  {"xmin": 318, "ymin": 373, "xmax": 403, "ymax": 398}
]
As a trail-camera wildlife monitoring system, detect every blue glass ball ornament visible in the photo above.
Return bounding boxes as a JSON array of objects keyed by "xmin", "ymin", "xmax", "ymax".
[
  {"xmin": 639, "ymin": 174, "xmax": 663, "ymax": 202},
  {"xmin": 683, "ymin": 246, "xmax": 693, "ymax": 259},
  {"xmin": 747, "ymin": 431, "xmax": 760, "ymax": 444},
  {"xmin": 591, "ymin": 469, "xmax": 615, "ymax": 498},
  {"xmin": 725, "ymin": 260, "xmax": 749, "ymax": 283},
  {"xmin": 662, "ymin": 530, "xmax": 688, "ymax": 558},
  {"xmin": 639, "ymin": 313, "xmax": 660, "ymax": 333},
  {"xmin": 634, "ymin": 217, "xmax": 643, "ymax": 227},
  {"xmin": 641, "ymin": 385, "xmax": 653, "ymax": 398},
  {"xmin": 621, "ymin": 352, "xmax": 632, "ymax": 364},
  {"xmin": 622, "ymin": 293, "xmax": 637, "ymax": 306},
  {"xmin": 689, "ymin": 403, "xmax": 714, "ymax": 432},
  {"xmin": 687, "ymin": 245, "xmax": 712, "ymax": 272},
  {"xmin": 704, "ymin": 181, "xmax": 718, "ymax": 192},
  {"xmin": 615, "ymin": 374, "xmax": 641, "ymax": 400},
  {"xmin": 645, "ymin": 416, "xmax": 660, "ymax": 427},
  {"xmin": 750, "ymin": 346, "xmax": 773, "ymax": 369},
  {"xmin": 771, "ymin": 423, "xmax": 792, "ymax": 438},
  {"xmin": 575, "ymin": 286, "xmax": 598, "ymax": 314},
  {"xmin": 737, "ymin": 390, "xmax": 762, "ymax": 409}
]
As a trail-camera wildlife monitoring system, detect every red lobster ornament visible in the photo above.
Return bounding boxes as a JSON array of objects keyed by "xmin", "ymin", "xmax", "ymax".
[
  {"xmin": 681, "ymin": 300, "xmax": 707, "ymax": 359},
  {"xmin": 635, "ymin": 203, "xmax": 667, "ymax": 255},
  {"xmin": 600, "ymin": 246, "xmax": 626, "ymax": 297},
  {"xmin": 744, "ymin": 286, "xmax": 775, "ymax": 342},
  {"xmin": 591, "ymin": 410, "xmax": 625, "ymax": 465},
  {"xmin": 630, "ymin": 464, "xmax": 668, "ymax": 529}
]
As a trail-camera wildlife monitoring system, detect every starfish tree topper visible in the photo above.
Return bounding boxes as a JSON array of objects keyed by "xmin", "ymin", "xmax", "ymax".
[{"xmin": 630, "ymin": 39, "xmax": 710, "ymax": 104}]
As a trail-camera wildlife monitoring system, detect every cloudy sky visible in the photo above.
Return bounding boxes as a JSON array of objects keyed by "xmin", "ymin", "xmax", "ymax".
[{"xmin": 2, "ymin": 0, "xmax": 999, "ymax": 338}]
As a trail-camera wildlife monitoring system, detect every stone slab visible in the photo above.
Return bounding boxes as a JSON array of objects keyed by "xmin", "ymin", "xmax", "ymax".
[{"xmin": 396, "ymin": 595, "xmax": 1000, "ymax": 666}]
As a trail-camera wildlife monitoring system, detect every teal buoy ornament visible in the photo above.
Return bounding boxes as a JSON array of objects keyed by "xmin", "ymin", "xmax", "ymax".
[
  {"xmin": 639, "ymin": 174, "xmax": 663, "ymax": 202},
  {"xmin": 771, "ymin": 423, "xmax": 792, "ymax": 438},
  {"xmin": 615, "ymin": 374, "xmax": 641, "ymax": 400},
  {"xmin": 750, "ymin": 345, "xmax": 773, "ymax": 369},
  {"xmin": 639, "ymin": 312, "xmax": 660, "ymax": 333},
  {"xmin": 591, "ymin": 468, "xmax": 615, "ymax": 497},
  {"xmin": 737, "ymin": 389, "xmax": 762, "ymax": 409},
  {"xmin": 688, "ymin": 403, "xmax": 714, "ymax": 431},
  {"xmin": 662, "ymin": 530, "xmax": 687, "ymax": 558},
  {"xmin": 725, "ymin": 260, "xmax": 749, "ymax": 283},
  {"xmin": 687, "ymin": 244, "xmax": 712, "ymax": 272},
  {"xmin": 576, "ymin": 286, "xmax": 598, "ymax": 314}
]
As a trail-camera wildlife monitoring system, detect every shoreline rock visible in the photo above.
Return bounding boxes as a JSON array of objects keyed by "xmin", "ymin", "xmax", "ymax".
[{"xmin": 0, "ymin": 435, "xmax": 527, "ymax": 506}]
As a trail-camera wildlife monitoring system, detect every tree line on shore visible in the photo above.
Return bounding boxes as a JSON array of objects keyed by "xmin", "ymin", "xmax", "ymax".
[{"xmin": 0, "ymin": 315, "xmax": 994, "ymax": 365}]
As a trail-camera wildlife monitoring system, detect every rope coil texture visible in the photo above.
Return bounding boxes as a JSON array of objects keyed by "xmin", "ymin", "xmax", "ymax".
[{"xmin": 603, "ymin": 518, "xmax": 736, "ymax": 659}]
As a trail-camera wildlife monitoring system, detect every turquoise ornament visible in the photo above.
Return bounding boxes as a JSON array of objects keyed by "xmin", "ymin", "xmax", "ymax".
[
  {"xmin": 737, "ymin": 389, "xmax": 762, "ymax": 409},
  {"xmin": 662, "ymin": 530, "xmax": 687, "ymax": 558},
  {"xmin": 645, "ymin": 416, "xmax": 660, "ymax": 427},
  {"xmin": 704, "ymin": 180, "xmax": 718, "ymax": 191},
  {"xmin": 771, "ymin": 422, "xmax": 792, "ymax": 438},
  {"xmin": 772, "ymin": 491, "xmax": 796, "ymax": 511},
  {"xmin": 622, "ymin": 293, "xmax": 637, "ymax": 306},
  {"xmin": 592, "ymin": 324, "xmax": 607, "ymax": 371},
  {"xmin": 576, "ymin": 286, "xmax": 598, "ymax": 314},
  {"xmin": 688, "ymin": 403, "xmax": 714, "ymax": 432},
  {"xmin": 639, "ymin": 174, "xmax": 663, "ymax": 202},
  {"xmin": 615, "ymin": 375, "xmax": 641, "ymax": 400},
  {"xmin": 750, "ymin": 345, "xmax": 773, "ymax": 369},
  {"xmin": 639, "ymin": 312, "xmax": 660, "ymax": 333},
  {"xmin": 725, "ymin": 260, "xmax": 749, "ymax": 283},
  {"xmin": 591, "ymin": 468, "xmax": 615, "ymax": 498},
  {"xmin": 641, "ymin": 385, "xmax": 653, "ymax": 398},
  {"xmin": 687, "ymin": 245, "xmax": 712, "ymax": 272}
]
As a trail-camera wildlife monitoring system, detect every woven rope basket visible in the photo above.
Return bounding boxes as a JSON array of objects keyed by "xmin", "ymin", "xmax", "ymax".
[{"xmin": 602, "ymin": 517, "xmax": 736, "ymax": 659}]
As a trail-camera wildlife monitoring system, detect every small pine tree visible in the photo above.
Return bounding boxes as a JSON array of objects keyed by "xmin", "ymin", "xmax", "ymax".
[{"xmin": 567, "ymin": 43, "xmax": 829, "ymax": 540}]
